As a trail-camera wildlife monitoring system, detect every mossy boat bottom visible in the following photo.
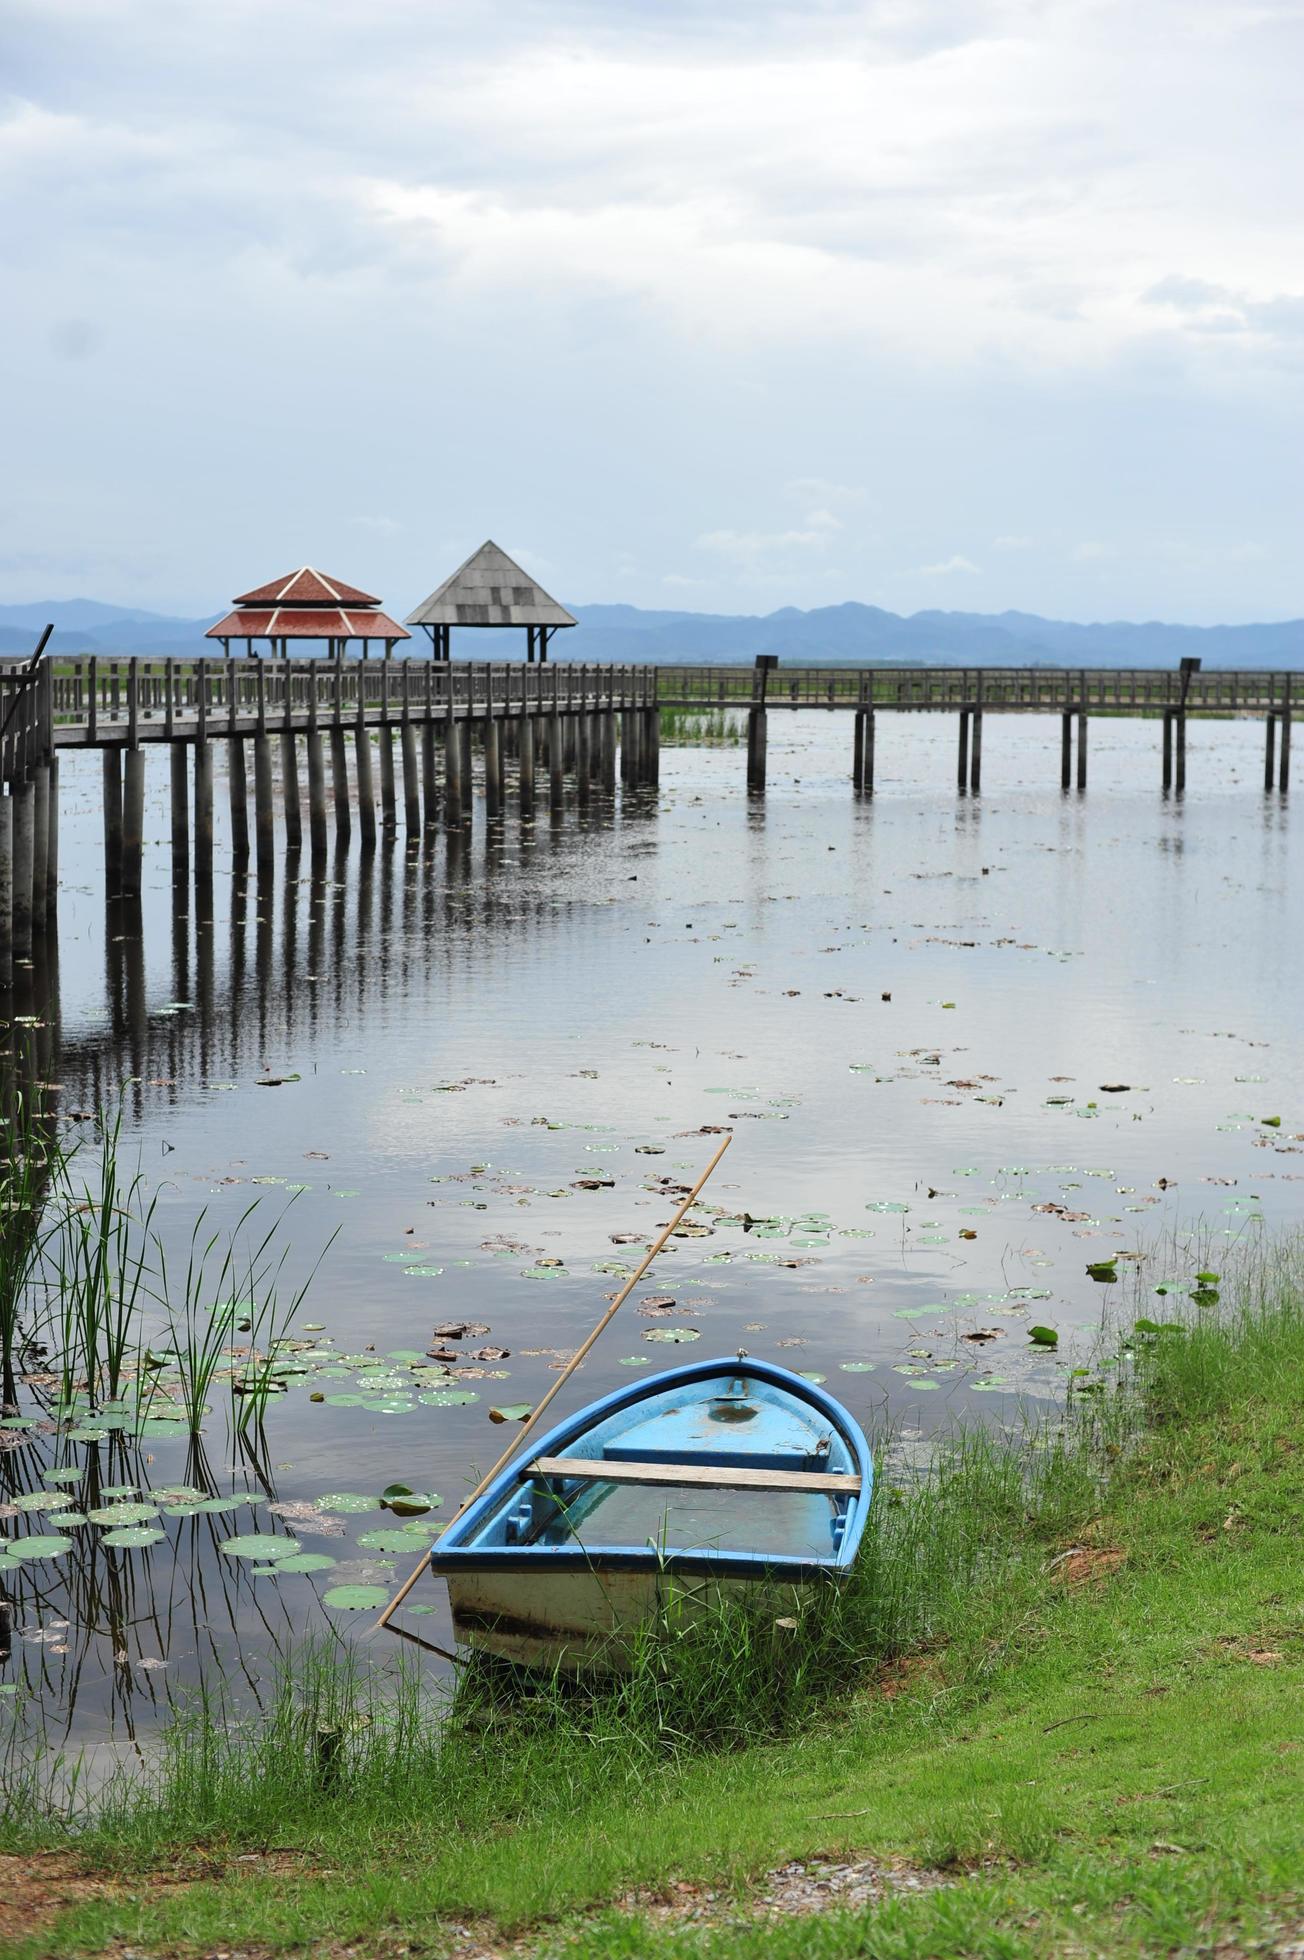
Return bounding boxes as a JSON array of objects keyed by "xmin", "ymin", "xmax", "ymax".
[{"xmin": 446, "ymin": 1566, "xmax": 838, "ymax": 1672}]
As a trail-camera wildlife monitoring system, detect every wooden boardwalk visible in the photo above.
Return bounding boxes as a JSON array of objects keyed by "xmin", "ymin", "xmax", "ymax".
[{"xmin": 0, "ymin": 651, "xmax": 1295, "ymax": 972}]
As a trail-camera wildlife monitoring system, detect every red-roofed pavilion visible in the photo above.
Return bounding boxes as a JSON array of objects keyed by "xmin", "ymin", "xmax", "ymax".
[{"xmin": 206, "ymin": 567, "xmax": 410, "ymax": 657}]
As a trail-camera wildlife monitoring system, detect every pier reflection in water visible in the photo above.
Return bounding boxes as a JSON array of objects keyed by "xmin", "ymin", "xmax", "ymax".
[{"xmin": 1, "ymin": 711, "xmax": 1302, "ymax": 1752}]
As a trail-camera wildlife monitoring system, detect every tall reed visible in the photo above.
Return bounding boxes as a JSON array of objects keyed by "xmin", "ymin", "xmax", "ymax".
[{"xmin": 0, "ymin": 1093, "xmax": 67, "ymax": 1411}]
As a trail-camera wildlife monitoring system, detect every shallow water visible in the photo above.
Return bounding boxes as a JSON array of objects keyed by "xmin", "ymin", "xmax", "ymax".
[{"xmin": 1, "ymin": 707, "xmax": 1300, "ymax": 1750}]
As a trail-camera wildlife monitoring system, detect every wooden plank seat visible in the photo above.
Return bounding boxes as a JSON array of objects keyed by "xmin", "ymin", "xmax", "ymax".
[{"xmin": 527, "ymin": 1455, "xmax": 861, "ymax": 1495}]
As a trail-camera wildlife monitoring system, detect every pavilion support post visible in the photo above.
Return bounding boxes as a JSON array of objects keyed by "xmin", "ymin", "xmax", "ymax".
[
  {"xmin": 281, "ymin": 731, "xmax": 302, "ymax": 851},
  {"xmin": 484, "ymin": 719, "xmax": 502, "ymax": 820},
  {"xmin": 549, "ymin": 712, "xmax": 565, "ymax": 810},
  {"xmin": 12, "ymin": 783, "xmax": 33, "ymax": 961},
  {"xmin": 379, "ymin": 729, "xmax": 397, "ymax": 830},
  {"xmin": 862, "ymin": 708, "xmax": 876, "ymax": 797},
  {"xmin": 422, "ymin": 722, "xmax": 438, "ymax": 828},
  {"xmin": 970, "ymin": 710, "xmax": 983, "ymax": 792},
  {"xmin": 401, "ymin": 721, "xmax": 420, "ymax": 833},
  {"xmin": 957, "ymin": 711, "xmax": 970, "ymax": 792},
  {"xmin": 307, "ymin": 729, "xmax": 328, "ymax": 856},
  {"xmin": 1175, "ymin": 713, "xmax": 1187, "ymax": 794},
  {"xmin": 600, "ymin": 711, "xmax": 616, "ymax": 792},
  {"xmin": 460, "ymin": 723, "xmax": 473, "ymax": 812},
  {"xmin": 194, "ymin": 739, "xmax": 214, "ymax": 873},
  {"xmin": 103, "ymin": 748, "xmax": 123, "ymax": 888},
  {"xmin": 1076, "ymin": 712, "xmax": 1087, "ymax": 791},
  {"xmin": 254, "ymin": 733, "xmax": 276, "ymax": 864},
  {"xmin": 354, "ymin": 727, "xmax": 376, "ymax": 847},
  {"xmin": 1061, "ymin": 713, "xmax": 1072, "ymax": 791},
  {"xmin": 0, "ymin": 793, "xmax": 12, "ymax": 983},
  {"xmin": 620, "ymin": 710, "xmax": 634, "ymax": 786},
  {"xmin": 852, "ymin": 711, "xmax": 865, "ymax": 793},
  {"xmin": 170, "ymin": 741, "xmax": 189, "ymax": 874},
  {"xmin": 746, "ymin": 707, "xmax": 767, "ymax": 792},
  {"xmin": 330, "ymin": 727, "xmax": 351, "ymax": 841},
  {"xmin": 1265, "ymin": 715, "xmax": 1277, "ymax": 792},
  {"xmin": 444, "ymin": 717, "xmax": 463, "ymax": 828},
  {"xmin": 519, "ymin": 717, "xmax": 536, "ymax": 819},
  {"xmin": 229, "ymin": 736, "xmax": 250, "ymax": 854},
  {"xmin": 563, "ymin": 716, "xmax": 576, "ymax": 773},
  {"xmin": 122, "ymin": 749, "xmax": 145, "ymax": 898}
]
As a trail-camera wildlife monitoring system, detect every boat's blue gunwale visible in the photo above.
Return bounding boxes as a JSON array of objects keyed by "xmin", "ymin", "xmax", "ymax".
[{"xmin": 429, "ymin": 1355, "xmax": 873, "ymax": 1574}]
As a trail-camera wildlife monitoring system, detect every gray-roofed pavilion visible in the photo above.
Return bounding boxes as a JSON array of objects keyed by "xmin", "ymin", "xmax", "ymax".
[{"xmin": 406, "ymin": 541, "xmax": 577, "ymax": 662}]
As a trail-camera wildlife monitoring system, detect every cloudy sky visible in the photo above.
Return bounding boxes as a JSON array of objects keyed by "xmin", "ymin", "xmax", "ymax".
[{"xmin": 3, "ymin": 0, "xmax": 1302, "ymax": 622}]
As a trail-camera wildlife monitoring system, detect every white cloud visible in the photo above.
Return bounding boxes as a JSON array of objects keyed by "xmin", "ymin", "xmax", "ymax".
[
  {"xmin": 917, "ymin": 555, "xmax": 982, "ymax": 576},
  {"xmin": 994, "ymin": 534, "xmax": 1034, "ymax": 550}
]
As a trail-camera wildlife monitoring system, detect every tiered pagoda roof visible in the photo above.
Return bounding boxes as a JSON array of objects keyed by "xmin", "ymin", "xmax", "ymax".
[{"xmin": 207, "ymin": 567, "xmax": 410, "ymax": 646}]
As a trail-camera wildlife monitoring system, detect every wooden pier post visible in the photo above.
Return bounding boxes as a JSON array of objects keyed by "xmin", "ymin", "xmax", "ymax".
[
  {"xmin": 44, "ymin": 755, "xmax": 58, "ymax": 918},
  {"xmin": 460, "ymin": 723, "xmax": 473, "ymax": 810},
  {"xmin": 31, "ymin": 764, "xmax": 49, "ymax": 922},
  {"xmin": 282, "ymin": 732, "xmax": 303, "ymax": 851},
  {"xmin": 746, "ymin": 707, "xmax": 767, "ymax": 792},
  {"xmin": 970, "ymin": 710, "xmax": 983, "ymax": 792},
  {"xmin": 1162, "ymin": 709, "xmax": 1173, "ymax": 790},
  {"xmin": 354, "ymin": 728, "xmax": 376, "ymax": 846},
  {"xmin": 1265, "ymin": 715, "xmax": 1277, "ymax": 791},
  {"xmin": 194, "ymin": 738, "xmax": 213, "ymax": 872},
  {"xmin": 1278, "ymin": 702, "xmax": 1291, "ymax": 792},
  {"xmin": 957, "ymin": 710, "xmax": 970, "ymax": 791},
  {"xmin": 103, "ymin": 748, "xmax": 123, "ymax": 887},
  {"xmin": 401, "ymin": 722, "xmax": 420, "ymax": 833},
  {"xmin": 484, "ymin": 717, "xmax": 503, "ymax": 820},
  {"xmin": 330, "ymin": 727, "xmax": 351, "ymax": 841},
  {"xmin": 422, "ymin": 722, "xmax": 438, "ymax": 828},
  {"xmin": 853, "ymin": 710, "xmax": 865, "ymax": 792},
  {"xmin": 12, "ymin": 784, "xmax": 33, "ymax": 960},
  {"xmin": 644, "ymin": 706, "xmax": 659, "ymax": 787},
  {"xmin": 379, "ymin": 729, "xmax": 397, "ymax": 830},
  {"xmin": 600, "ymin": 711, "xmax": 616, "ymax": 792},
  {"xmin": 620, "ymin": 710, "xmax": 634, "ymax": 786},
  {"xmin": 519, "ymin": 716, "xmax": 536, "ymax": 819},
  {"xmin": 123, "ymin": 749, "xmax": 145, "ymax": 897},
  {"xmin": 1076, "ymin": 712, "xmax": 1087, "ymax": 791},
  {"xmin": 549, "ymin": 712, "xmax": 565, "ymax": 810},
  {"xmin": 1175, "ymin": 712, "xmax": 1187, "ymax": 793},
  {"xmin": 307, "ymin": 728, "xmax": 328, "ymax": 855},
  {"xmin": 170, "ymin": 742, "xmax": 189, "ymax": 873},
  {"xmin": 0, "ymin": 793, "xmax": 11, "ymax": 982},
  {"xmin": 1060, "ymin": 713, "xmax": 1072, "ymax": 790},
  {"xmin": 254, "ymin": 734, "xmax": 275, "ymax": 863},
  {"xmin": 444, "ymin": 716, "xmax": 464, "ymax": 828},
  {"xmin": 576, "ymin": 713, "xmax": 591, "ymax": 805},
  {"xmin": 229, "ymin": 738, "xmax": 250, "ymax": 854},
  {"xmin": 863, "ymin": 708, "xmax": 876, "ymax": 797}
]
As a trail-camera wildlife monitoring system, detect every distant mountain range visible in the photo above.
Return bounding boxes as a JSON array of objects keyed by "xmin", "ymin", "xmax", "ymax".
[{"xmin": 1, "ymin": 597, "xmax": 1301, "ymax": 669}]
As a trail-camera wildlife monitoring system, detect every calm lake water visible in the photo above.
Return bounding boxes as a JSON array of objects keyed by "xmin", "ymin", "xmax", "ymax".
[{"xmin": 2, "ymin": 705, "xmax": 1300, "ymax": 1755}]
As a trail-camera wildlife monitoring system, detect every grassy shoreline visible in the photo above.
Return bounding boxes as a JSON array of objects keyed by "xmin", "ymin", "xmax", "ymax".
[{"xmin": 3, "ymin": 1273, "xmax": 1302, "ymax": 1957}]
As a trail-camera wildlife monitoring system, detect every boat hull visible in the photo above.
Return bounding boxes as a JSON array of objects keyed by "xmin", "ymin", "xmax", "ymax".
[{"xmin": 447, "ymin": 1565, "xmax": 822, "ymax": 1673}]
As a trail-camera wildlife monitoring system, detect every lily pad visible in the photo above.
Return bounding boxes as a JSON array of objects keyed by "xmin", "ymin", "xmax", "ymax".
[
  {"xmin": 643, "ymin": 1328, "xmax": 700, "ymax": 1343},
  {"xmin": 273, "ymin": 1552, "xmax": 338, "ymax": 1574},
  {"xmin": 88, "ymin": 1503, "xmax": 158, "ymax": 1526},
  {"xmin": 322, "ymin": 1584, "xmax": 390, "ymax": 1611},
  {"xmin": 418, "ymin": 1389, "xmax": 479, "ymax": 1407},
  {"xmin": 355, "ymin": 1528, "xmax": 429, "ymax": 1553},
  {"xmin": 102, "ymin": 1526, "xmax": 166, "ymax": 1549},
  {"xmin": 220, "ymin": 1534, "xmax": 300, "ymax": 1561},
  {"xmin": 7, "ymin": 1535, "xmax": 74, "ymax": 1560},
  {"xmin": 315, "ymin": 1493, "xmax": 381, "ymax": 1514},
  {"xmin": 488, "ymin": 1403, "xmax": 533, "ymax": 1424}
]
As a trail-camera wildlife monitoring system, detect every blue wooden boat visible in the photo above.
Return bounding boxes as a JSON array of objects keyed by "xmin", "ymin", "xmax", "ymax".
[{"xmin": 428, "ymin": 1354, "xmax": 872, "ymax": 1671}]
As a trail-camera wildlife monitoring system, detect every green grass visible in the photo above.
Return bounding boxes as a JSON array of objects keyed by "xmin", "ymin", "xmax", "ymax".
[
  {"xmin": 4, "ymin": 1277, "xmax": 1303, "ymax": 1957},
  {"xmin": 659, "ymin": 706, "xmax": 745, "ymax": 746}
]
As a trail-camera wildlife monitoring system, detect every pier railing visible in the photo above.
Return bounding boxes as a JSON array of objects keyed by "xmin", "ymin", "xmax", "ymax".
[
  {"xmin": 656, "ymin": 664, "xmax": 1296, "ymax": 715},
  {"xmin": 48, "ymin": 656, "xmax": 658, "ymax": 744}
]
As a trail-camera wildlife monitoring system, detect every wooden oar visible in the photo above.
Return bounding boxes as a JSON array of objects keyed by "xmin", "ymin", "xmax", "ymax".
[{"xmin": 374, "ymin": 1131, "xmax": 733, "ymax": 1651}]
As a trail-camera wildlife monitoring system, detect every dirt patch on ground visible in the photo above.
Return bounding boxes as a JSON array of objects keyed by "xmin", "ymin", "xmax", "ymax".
[
  {"xmin": 0, "ymin": 1849, "xmax": 313, "ymax": 1954},
  {"xmin": 614, "ymin": 1852, "xmax": 944, "ymax": 1931},
  {"xmin": 1049, "ymin": 1545, "xmax": 1128, "ymax": 1587}
]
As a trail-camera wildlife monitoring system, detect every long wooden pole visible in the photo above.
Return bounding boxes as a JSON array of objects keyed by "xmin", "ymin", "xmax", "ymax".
[{"xmin": 375, "ymin": 1131, "xmax": 733, "ymax": 1645}]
